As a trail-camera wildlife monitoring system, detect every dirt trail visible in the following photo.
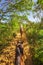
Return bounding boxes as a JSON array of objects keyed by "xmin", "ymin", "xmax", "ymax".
[{"xmin": 0, "ymin": 31, "xmax": 33, "ymax": 65}]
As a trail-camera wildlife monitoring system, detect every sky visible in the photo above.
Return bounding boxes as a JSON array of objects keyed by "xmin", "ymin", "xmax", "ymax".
[
  {"xmin": 28, "ymin": 10, "xmax": 43, "ymax": 22},
  {"xmin": 0, "ymin": 0, "xmax": 43, "ymax": 23},
  {"xmin": 33, "ymin": 0, "xmax": 37, "ymax": 3}
]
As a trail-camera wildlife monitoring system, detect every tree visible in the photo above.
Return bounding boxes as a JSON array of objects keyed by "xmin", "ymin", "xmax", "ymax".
[
  {"xmin": 37, "ymin": 0, "xmax": 43, "ymax": 9},
  {"xmin": 0, "ymin": 0, "xmax": 34, "ymax": 20}
]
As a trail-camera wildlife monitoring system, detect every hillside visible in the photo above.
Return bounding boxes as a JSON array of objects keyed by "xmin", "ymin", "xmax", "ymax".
[{"xmin": 0, "ymin": 31, "xmax": 33, "ymax": 65}]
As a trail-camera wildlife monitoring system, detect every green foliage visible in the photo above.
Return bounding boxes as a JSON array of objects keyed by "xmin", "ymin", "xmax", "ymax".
[
  {"xmin": 10, "ymin": 17, "xmax": 20, "ymax": 32},
  {"xmin": 33, "ymin": 45, "xmax": 43, "ymax": 65},
  {"xmin": 14, "ymin": 0, "xmax": 33, "ymax": 11},
  {"xmin": 0, "ymin": 22, "xmax": 12, "ymax": 53},
  {"xmin": 0, "ymin": 22, "xmax": 12, "ymax": 46},
  {"xmin": 26, "ymin": 22, "xmax": 39, "ymax": 45},
  {"xmin": 37, "ymin": 0, "xmax": 43, "ymax": 9},
  {"xmin": 24, "ymin": 22, "xmax": 43, "ymax": 65},
  {"xmin": 38, "ymin": 0, "xmax": 43, "ymax": 4},
  {"xmin": 7, "ymin": 0, "xmax": 34, "ymax": 11}
]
